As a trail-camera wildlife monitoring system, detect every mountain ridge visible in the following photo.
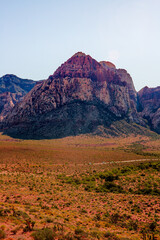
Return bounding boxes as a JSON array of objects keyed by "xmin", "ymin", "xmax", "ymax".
[{"xmin": 1, "ymin": 52, "xmax": 160, "ymax": 139}]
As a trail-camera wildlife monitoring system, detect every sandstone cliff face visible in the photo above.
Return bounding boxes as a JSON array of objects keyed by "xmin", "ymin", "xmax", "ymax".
[
  {"xmin": 0, "ymin": 74, "xmax": 36, "ymax": 120},
  {"xmin": 2, "ymin": 52, "xmax": 141, "ymax": 139},
  {"xmin": 138, "ymin": 86, "xmax": 160, "ymax": 133}
]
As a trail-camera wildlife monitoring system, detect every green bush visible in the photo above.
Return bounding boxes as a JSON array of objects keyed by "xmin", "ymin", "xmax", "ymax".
[
  {"xmin": 74, "ymin": 228, "xmax": 88, "ymax": 239},
  {"xmin": 32, "ymin": 228, "xmax": 55, "ymax": 240},
  {"xmin": 136, "ymin": 187, "xmax": 160, "ymax": 196},
  {"xmin": 97, "ymin": 182, "xmax": 124, "ymax": 193},
  {"xmin": 98, "ymin": 172, "xmax": 119, "ymax": 181}
]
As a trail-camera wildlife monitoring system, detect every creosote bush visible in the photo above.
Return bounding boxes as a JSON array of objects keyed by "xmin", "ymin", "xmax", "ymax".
[
  {"xmin": 32, "ymin": 228, "xmax": 55, "ymax": 240},
  {"xmin": 104, "ymin": 231, "xmax": 120, "ymax": 239}
]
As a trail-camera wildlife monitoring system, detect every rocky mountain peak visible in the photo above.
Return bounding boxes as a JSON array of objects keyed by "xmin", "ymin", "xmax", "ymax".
[
  {"xmin": 72, "ymin": 52, "xmax": 87, "ymax": 57},
  {"xmin": 1, "ymin": 52, "xmax": 143, "ymax": 139},
  {"xmin": 52, "ymin": 51, "xmax": 104, "ymax": 81}
]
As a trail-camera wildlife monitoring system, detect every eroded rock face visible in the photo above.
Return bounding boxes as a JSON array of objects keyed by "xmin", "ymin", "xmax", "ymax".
[
  {"xmin": 138, "ymin": 86, "xmax": 160, "ymax": 133},
  {"xmin": 2, "ymin": 52, "xmax": 140, "ymax": 139}
]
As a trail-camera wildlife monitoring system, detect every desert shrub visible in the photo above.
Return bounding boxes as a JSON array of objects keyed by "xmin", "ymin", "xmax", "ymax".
[
  {"xmin": 120, "ymin": 166, "xmax": 133, "ymax": 175},
  {"xmin": 149, "ymin": 222, "xmax": 157, "ymax": 232},
  {"xmin": 32, "ymin": 228, "xmax": 55, "ymax": 240},
  {"xmin": 118, "ymin": 161, "xmax": 160, "ymax": 174},
  {"xmin": 0, "ymin": 208, "xmax": 8, "ymax": 217},
  {"xmin": 84, "ymin": 181, "xmax": 95, "ymax": 192},
  {"xmin": 11, "ymin": 225, "xmax": 22, "ymax": 234},
  {"xmin": 136, "ymin": 187, "xmax": 160, "ymax": 196},
  {"xmin": 94, "ymin": 213, "xmax": 101, "ymax": 221},
  {"xmin": 98, "ymin": 172, "xmax": 119, "ymax": 181},
  {"xmin": 74, "ymin": 228, "xmax": 88, "ymax": 239},
  {"xmin": 23, "ymin": 219, "xmax": 35, "ymax": 232},
  {"xmin": 137, "ymin": 162, "xmax": 160, "ymax": 171},
  {"xmin": 127, "ymin": 219, "xmax": 138, "ymax": 231},
  {"xmin": 110, "ymin": 213, "xmax": 122, "ymax": 224},
  {"xmin": 104, "ymin": 231, "xmax": 120, "ymax": 239},
  {"xmin": 46, "ymin": 217, "xmax": 54, "ymax": 223},
  {"xmin": 58, "ymin": 174, "xmax": 81, "ymax": 186},
  {"xmin": 0, "ymin": 210, "xmax": 3, "ymax": 217},
  {"xmin": 74, "ymin": 228, "xmax": 84, "ymax": 235},
  {"xmin": 102, "ymin": 182, "xmax": 124, "ymax": 193},
  {"xmin": 63, "ymin": 232, "xmax": 75, "ymax": 240},
  {"xmin": 14, "ymin": 210, "xmax": 30, "ymax": 219},
  {"xmin": 131, "ymin": 204, "xmax": 142, "ymax": 213},
  {"xmin": 0, "ymin": 229, "xmax": 6, "ymax": 239},
  {"xmin": 104, "ymin": 211, "xmax": 110, "ymax": 218},
  {"xmin": 90, "ymin": 230, "xmax": 101, "ymax": 238},
  {"xmin": 80, "ymin": 208, "xmax": 87, "ymax": 214},
  {"xmin": 141, "ymin": 228, "xmax": 157, "ymax": 240}
]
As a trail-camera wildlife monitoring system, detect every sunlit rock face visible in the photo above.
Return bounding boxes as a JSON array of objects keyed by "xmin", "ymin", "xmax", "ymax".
[
  {"xmin": 2, "ymin": 52, "xmax": 143, "ymax": 139},
  {"xmin": 138, "ymin": 86, "xmax": 160, "ymax": 133}
]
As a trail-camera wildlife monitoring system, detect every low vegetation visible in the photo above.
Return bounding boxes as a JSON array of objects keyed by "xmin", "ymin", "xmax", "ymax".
[
  {"xmin": 0, "ymin": 133, "xmax": 159, "ymax": 239},
  {"xmin": 58, "ymin": 161, "xmax": 160, "ymax": 196}
]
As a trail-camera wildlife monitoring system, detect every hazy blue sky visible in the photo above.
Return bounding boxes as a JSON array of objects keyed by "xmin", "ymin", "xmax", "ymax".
[{"xmin": 0, "ymin": 0, "xmax": 160, "ymax": 90}]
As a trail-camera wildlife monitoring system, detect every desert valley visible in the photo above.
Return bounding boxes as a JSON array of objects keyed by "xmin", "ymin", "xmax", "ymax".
[{"xmin": 0, "ymin": 52, "xmax": 159, "ymax": 239}]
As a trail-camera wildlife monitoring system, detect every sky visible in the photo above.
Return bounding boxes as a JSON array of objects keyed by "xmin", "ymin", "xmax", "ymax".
[{"xmin": 0, "ymin": 0, "xmax": 160, "ymax": 91}]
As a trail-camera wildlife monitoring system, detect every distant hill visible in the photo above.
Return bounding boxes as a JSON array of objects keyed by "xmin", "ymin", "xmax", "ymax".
[{"xmin": 0, "ymin": 74, "xmax": 36, "ymax": 120}]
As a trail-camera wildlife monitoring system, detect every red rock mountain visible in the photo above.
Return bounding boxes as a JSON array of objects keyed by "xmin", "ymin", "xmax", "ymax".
[
  {"xmin": 138, "ymin": 86, "xmax": 160, "ymax": 134},
  {"xmin": 1, "ymin": 52, "xmax": 156, "ymax": 139}
]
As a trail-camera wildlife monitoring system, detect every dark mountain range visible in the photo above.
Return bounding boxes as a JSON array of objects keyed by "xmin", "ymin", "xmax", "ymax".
[
  {"xmin": 1, "ymin": 53, "xmax": 159, "ymax": 139},
  {"xmin": 138, "ymin": 86, "xmax": 160, "ymax": 134},
  {"xmin": 0, "ymin": 74, "xmax": 36, "ymax": 120}
]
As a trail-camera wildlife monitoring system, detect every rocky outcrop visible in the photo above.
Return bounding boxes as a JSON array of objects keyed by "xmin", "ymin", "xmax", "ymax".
[
  {"xmin": 100, "ymin": 61, "xmax": 116, "ymax": 69},
  {"xmin": 138, "ymin": 86, "xmax": 160, "ymax": 133},
  {"xmin": 0, "ymin": 74, "xmax": 36, "ymax": 120}
]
